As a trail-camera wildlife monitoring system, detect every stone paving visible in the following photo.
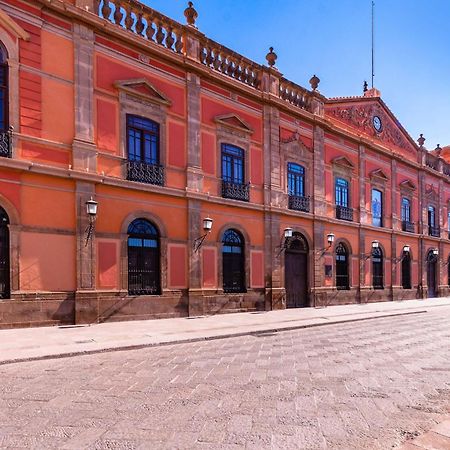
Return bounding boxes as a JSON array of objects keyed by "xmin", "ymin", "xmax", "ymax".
[{"xmin": 1, "ymin": 308, "xmax": 450, "ymax": 449}]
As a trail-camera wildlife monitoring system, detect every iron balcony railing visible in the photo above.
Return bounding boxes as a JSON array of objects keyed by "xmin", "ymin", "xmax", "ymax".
[
  {"xmin": 428, "ymin": 225, "xmax": 440, "ymax": 237},
  {"xmin": 336, "ymin": 205, "xmax": 353, "ymax": 221},
  {"xmin": 0, "ymin": 128, "xmax": 13, "ymax": 158},
  {"xmin": 288, "ymin": 194, "xmax": 310, "ymax": 212},
  {"xmin": 127, "ymin": 160, "xmax": 164, "ymax": 186},
  {"xmin": 222, "ymin": 180, "xmax": 250, "ymax": 202},
  {"xmin": 401, "ymin": 220, "xmax": 415, "ymax": 233}
]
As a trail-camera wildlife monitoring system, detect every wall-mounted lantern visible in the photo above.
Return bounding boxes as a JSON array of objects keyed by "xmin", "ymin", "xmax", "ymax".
[
  {"xmin": 363, "ymin": 240, "xmax": 380, "ymax": 259},
  {"xmin": 85, "ymin": 197, "xmax": 98, "ymax": 246},
  {"xmin": 278, "ymin": 228, "xmax": 293, "ymax": 255},
  {"xmin": 316, "ymin": 233, "xmax": 335, "ymax": 257},
  {"xmin": 193, "ymin": 217, "xmax": 213, "ymax": 252},
  {"xmin": 393, "ymin": 245, "xmax": 411, "ymax": 264}
]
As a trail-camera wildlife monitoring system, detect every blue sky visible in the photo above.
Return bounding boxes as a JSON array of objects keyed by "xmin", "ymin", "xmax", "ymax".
[{"xmin": 143, "ymin": 0, "xmax": 450, "ymax": 148}]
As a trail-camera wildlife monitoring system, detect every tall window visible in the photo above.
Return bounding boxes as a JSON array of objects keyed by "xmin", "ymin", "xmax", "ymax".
[
  {"xmin": 287, "ymin": 163, "xmax": 305, "ymax": 197},
  {"xmin": 222, "ymin": 229, "xmax": 245, "ymax": 293},
  {"xmin": 372, "ymin": 189, "xmax": 383, "ymax": 227},
  {"xmin": 0, "ymin": 44, "xmax": 8, "ymax": 132},
  {"xmin": 448, "ymin": 256, "xmax": 450, "ymax": 286},
  {"xmin": 335, "ymin": 178, "xmax": 349, "ymax": 207},
  {"xmin": 401, "ymin": 251, "xmax": 412, "ymax": 289},
  {"xmin": 127, "ymin": 115, "xmax": 159, "ymax": 165},
  {"xmin": 401, "ymin": 198, "xmax": 411, "ymax": 223},
  {"xmin": 428, "ymin": 205, "xmax": 438, "ymax": 236},
  {"xmin": 335, "ymin": 243, "xmax": 350, "ymax": 290},
  {"xmin": 127, "ymin": 219, "xmax": 160, "ymax": 295},
  {"xmin": 372, "ymin": 247, "xmax": 384, "ymax": 289},
  {"xmin": 221, "ymin": 144, "xmax": 244, "ymax": 184}
]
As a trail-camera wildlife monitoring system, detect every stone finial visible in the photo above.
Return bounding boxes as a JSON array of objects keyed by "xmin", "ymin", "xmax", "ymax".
[
  {"xmin": 309, "ymin": 74, "xmax": 320, "ymax": 91},
  {"xmin": 435, "ymin": 143, "xmax": 441, "ymax": 154},
  {"xmin": 417, "ymin": 134, "xmax": 426, "ymax": 147},
  {"xmin": 265, "ymin": 47, "xmax": 277, "ymax": 68},
  {"xmin": 363, "ymin": 80, "xmax": 368, "ymax": 92},
  {"xmin": 184, "ymin": 2, "xmax": 198, "ymax": 27}
]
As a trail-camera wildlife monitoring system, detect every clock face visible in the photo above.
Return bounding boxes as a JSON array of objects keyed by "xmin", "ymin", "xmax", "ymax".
[{"xmin": 373, "ymin": 115, "xmax": 382, "ymax": 132}]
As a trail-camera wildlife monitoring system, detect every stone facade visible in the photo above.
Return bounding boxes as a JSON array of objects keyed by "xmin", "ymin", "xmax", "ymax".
[{"xmin": 0, "ymin": 0, "xmax": 449, "ymax": 328}]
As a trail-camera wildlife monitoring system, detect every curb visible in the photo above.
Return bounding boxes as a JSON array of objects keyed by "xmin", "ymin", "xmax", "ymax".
[{"xmin": 0, "ymin": 309, "xmax": 427, "ymax": 366}]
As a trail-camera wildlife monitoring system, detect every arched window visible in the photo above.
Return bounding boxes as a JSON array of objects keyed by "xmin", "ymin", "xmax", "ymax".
[
  {"xmin": 335, "ymin": 243, "xmax": 350, "ymax": 290},
  {"xmin": 0, "ymin": 207, "xmax": 9, "ymax": 298},
  {"xmin": 126, "ymin": 115, "xmax": 163, "ymax": 186},
  {"xmin": 127, "ymin": 219, "xmax": 160, "ymax": 295},
  {"xmin": 372, "ymin": 247, "xmax": 384, "ymax": 289},
  {"xmin": 222, "ymin": 229, "xmax": 245, "ymax": 293},
  {"xmin": 0, "ymin": 44, "xmax": 8, "ymax": 133},
  {"xmin": 401, "ymin": 251, "xmax": 412, "ymax": 289}
]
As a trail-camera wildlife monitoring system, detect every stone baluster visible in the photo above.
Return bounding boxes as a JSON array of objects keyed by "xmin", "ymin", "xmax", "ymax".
[
  {"xmin": 213, "ymin": 50, "xmax": 221, "ymax": 70},
  {"xmin": 135, "ymin": 11, "xmax": 144, "ymax": 36},
  {"xmin": 93, "ymin": 0, "xmax": 101, "ymax": 15},
  {"xmin": 101, "ymin": 0, "xmax": 111, "ymax": 19},
  {"xmin": 174, "ymin": 28, "xmax": 183, "ymax": 53},
  {"xmin": 205, "ymin": 46, "xmax": 214, "ymax": 66},
  {"xmin": 145, "ymin": 13, "xmax": 156, "ymax": 41},
  {"xmin": 155, "ymin": 20, "xmax": 165, "ymax": 45},
  {"xmin": 219, "ymin": 54, "xmax": 228, "ymax": 73},
  {"xmin": 165, "ymin": 26, "xmax": 175, "ymax": 50},
  {"xmin": 124, "ymin": 4, "xmax": 134, "ymax": 31},
  {"xmin": 235, "ymin": 61, "xmax": 242, "ymax": 81},
  {"xmin": 113, "ymin": 0, "xmax": 123, "ymax": 25}
]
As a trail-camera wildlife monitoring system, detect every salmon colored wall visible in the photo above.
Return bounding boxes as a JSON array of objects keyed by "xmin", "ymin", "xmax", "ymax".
[
  {"xmin": 19, "ymin": 71, "xmax": 42, "ymax": 137},
  {"xmin": 20, "ymin": 232, "xmax": 76, "ymax": 291},
  {"xmin": 95, "ymin": 185, "xmax": 187, "ymax": 240},
  {"xmin": 250, "ymin": 251, "xmax": 264, "ymax": 288},
  {"xmin": 168, "ymin": 244, "xmax": 187, "ymax": 288},
  {"xmin": 41, "ymin": 30, "xmax": 73, "ymax": 81},
  {"xmin": 21, "ymin": 142, "xmax": 70, "ymax": 167},
  {"xmin": 168, "ymin": 121, "xmax": 186, "ymax": 168},
  {"xmin": 20, "ymin": 175, "xmax": 75, "ymax": 229},
  {"xmin": 97, "ymin": 240, "xmax": 118, "ymax": 288},
  {"xmin": 250, "ymin": 148, "xmax": 263, "ymax": 185},
  {"xmin": 41, "ymin": 78, "xmax": 74, "ymax": 144},
  {"xmin": 98, "ymin": 155, "xmax": 123, "ymax": 178},
  {"xmin": 95, "ymin": 54, "xmax": 185, "ymax": 117},
  {"xmin": 201, "ymin": 132, "xmax": 216, "ymax": 176},
  {"xmin": 200, "ymin": 96, "xmax": 262, "ymax": 143},
  {"xmin": 202, "ymin": 247, "xmax": 217, "ymax": 288},
  {"xmin": 96, "ymin": 98, "xmax": 118, "ymax": 152},
  {"xmin": 0, "ymin": 170, "xmax": 21, "ymax": 212}
]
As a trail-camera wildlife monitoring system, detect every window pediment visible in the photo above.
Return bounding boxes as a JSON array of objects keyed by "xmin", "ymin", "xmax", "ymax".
[
  {"xmin": 115, "ymin": 79, "xmax": 171, "ymax": 106},
  {"xmin": 370, "ymin": 168, "xmax": 389, "ymax": 182},
  {"xmin": 425, "ymin": 184, "xmax": 438, "ymax": 200},
  {"xmin": 214, "ymin": 114, "xmax": 253, "ymax": 135},
  {"xmin": 332, "ymin": 155, "xmax": 355, "ymax": 170},
  {"xmin": 399, "ymin": 179, "xmax": 416, "ymax": 191},
  {"xmin": 0, "ymin": 8, "xmax": 30, "ymax": 41}
]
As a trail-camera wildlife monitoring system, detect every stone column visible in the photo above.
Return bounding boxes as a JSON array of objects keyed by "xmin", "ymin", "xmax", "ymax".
[
  {"xmin": 391, "ymin": 159, "xmax": 398, "ymax": 295},
  {"xmin": 72, "ymin": 23, "xmax": 97, "ymax": 172},
  {"xmin": 75, "ymin": 182, "xmax": 97, "ymax": 323}
]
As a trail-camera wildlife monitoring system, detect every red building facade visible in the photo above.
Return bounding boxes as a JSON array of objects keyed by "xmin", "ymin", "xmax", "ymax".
[{"xmin": 0, "ymin": 0, "xmax": 449, "ymax": 328}]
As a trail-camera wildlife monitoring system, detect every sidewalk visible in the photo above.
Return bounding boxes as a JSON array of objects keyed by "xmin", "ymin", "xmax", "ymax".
[{"xmin": 1, "ymin": 297, "xmax": 450, "ymax": 365}]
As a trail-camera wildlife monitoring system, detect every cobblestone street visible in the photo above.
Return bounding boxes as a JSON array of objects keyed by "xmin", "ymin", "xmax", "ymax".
[{"xmin": 1, "ymin": 308, "xmax": 450, "ymax": 449}]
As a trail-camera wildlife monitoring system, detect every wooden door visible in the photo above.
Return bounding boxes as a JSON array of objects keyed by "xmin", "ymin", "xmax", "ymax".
[{"xmin": 285, "ymin": 249, "xmax": 308, "ymax": 308}]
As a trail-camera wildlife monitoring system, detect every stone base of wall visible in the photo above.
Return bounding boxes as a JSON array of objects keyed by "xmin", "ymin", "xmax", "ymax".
[
  {"xmin": 360, "ymin": 288, "xmax": 393, "ymax": 304},
  {"xmin": 312, "ymin": 288, "xmax": 359, "ymax": 307},
  {"xmin": 0, "ymin": 292, "xmax": 75, "ymax": 329},
  {"xmin": 392, "ymin": 287, "xmax": 421, "ymax": 301},
  {"xmin": 75, "ymin": 290, "xmax": 189, "ymax": 324}
]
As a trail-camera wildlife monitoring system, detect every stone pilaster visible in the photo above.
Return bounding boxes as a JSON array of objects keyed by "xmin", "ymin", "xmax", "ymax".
[
  {"xmin": 391, "ymin": 159, "xmax": 398, "ymax": 229},
  {"xmin": 72, "ymin": 23, "xmax": 97, "ymax": 172},
  {"xmin": 313, "ymin": 126, "xmax": 325, "ymax": 216}
]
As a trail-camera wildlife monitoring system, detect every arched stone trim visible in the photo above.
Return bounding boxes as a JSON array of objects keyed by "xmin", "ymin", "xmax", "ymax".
[
  {"xmin": 333, "ymin": 237, "xmax": 353, "ymax": 255},
  {"xmin": 119, "ymin": 211, "xmax": 168, "ymax": 292},
  {"xmin": 0, "ymin": 27, "xmax": 20, "ymax": 133},
  {"xmin": 0, "ymin": 194, "xmax": 19, "ymax": 294},
  {"xmin": 289, "ymin": 226, "xmax": 313, "ymax": 251},
  {"xmin": 216, "ymin": 223, "xmax": 251, "ymax": 293}
]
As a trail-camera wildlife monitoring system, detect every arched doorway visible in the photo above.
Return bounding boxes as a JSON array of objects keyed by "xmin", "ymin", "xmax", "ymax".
[
  {"xmin": 427, "ymin": 250, "xmax": 438, "ymax": 298},
  {"xmin": 222, "ymin": 229, "xmax": 246, "ymax": 293},
  {"xmin": 0, "ymin": 207, "xmax": 9, "ymax": 299},
  {"xmin": 127, "ymin": 218, "xmax": 161, "ymax": 295},
  {"xmin": 285, "ymin": 232, "xmax": 308, "ymax": 308}
]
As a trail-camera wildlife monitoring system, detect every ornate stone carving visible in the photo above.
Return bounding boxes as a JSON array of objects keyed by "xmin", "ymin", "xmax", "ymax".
[{"xmin": 327, "ymin": 103, "xmax": 414, "ymax": 152}]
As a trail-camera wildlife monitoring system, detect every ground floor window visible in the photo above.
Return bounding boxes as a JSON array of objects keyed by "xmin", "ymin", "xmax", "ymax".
[
  {"xmin": 335, "ymin": 243, "xmax": 350, "ymax": 290},
  {"xmin": 222, "ymin": 229, "xmax": 246, "ymax": 293}
]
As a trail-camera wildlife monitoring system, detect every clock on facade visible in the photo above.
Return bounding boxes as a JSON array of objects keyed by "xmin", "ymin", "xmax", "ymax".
[{"xmin": 373, "ymin": 115, "xmax": 382, "ymax": 132}]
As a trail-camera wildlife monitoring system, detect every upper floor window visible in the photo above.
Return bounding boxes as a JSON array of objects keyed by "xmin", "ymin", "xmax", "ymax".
[
  {"xmin": 428, "ymin": 205, "xmax": 439, "ymax": 237},
  {"xmin": 371, "ymin": 189, "xmax": 383, "ymax": 227},
  {"xmin": 335, "ymin": 178, "xmax": 349, "ymax": 207},
  {"xmin": 447, "ymin": 211, "xmax": 450, "ymax": 233},
  {"xmin": 401, "ymin": 198, "xmax": 411, "ymax": 223},
  {"xmin": 372, "ymin": 247, "xmax": 384, "ymax": 289},
  {"xmin": 221, "ymin": 144, "xmax": 249, "ymax": 201},
  {"xmin": 287, "ymin": 163, "xmax": 305, "ymax": 197},
  {"xmin": 222, "ymin": 144, "xmax": 244, "ymax": 184},
  {"xmin": 126, "ymin": 115, "xmax": 164, "ymax": 186},
  {"xmin": 0, "ymin": 44, "xmax": 8, "ymax": 133},
  {"xmin": 222, "ymin": 229, "xmax": 246, "ymax": 293}
]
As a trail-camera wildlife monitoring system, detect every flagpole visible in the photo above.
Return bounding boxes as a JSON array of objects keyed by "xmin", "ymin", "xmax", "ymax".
[{"xmin": 371, "ymin": 1, "xmax": 375, "ymax": 88}]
